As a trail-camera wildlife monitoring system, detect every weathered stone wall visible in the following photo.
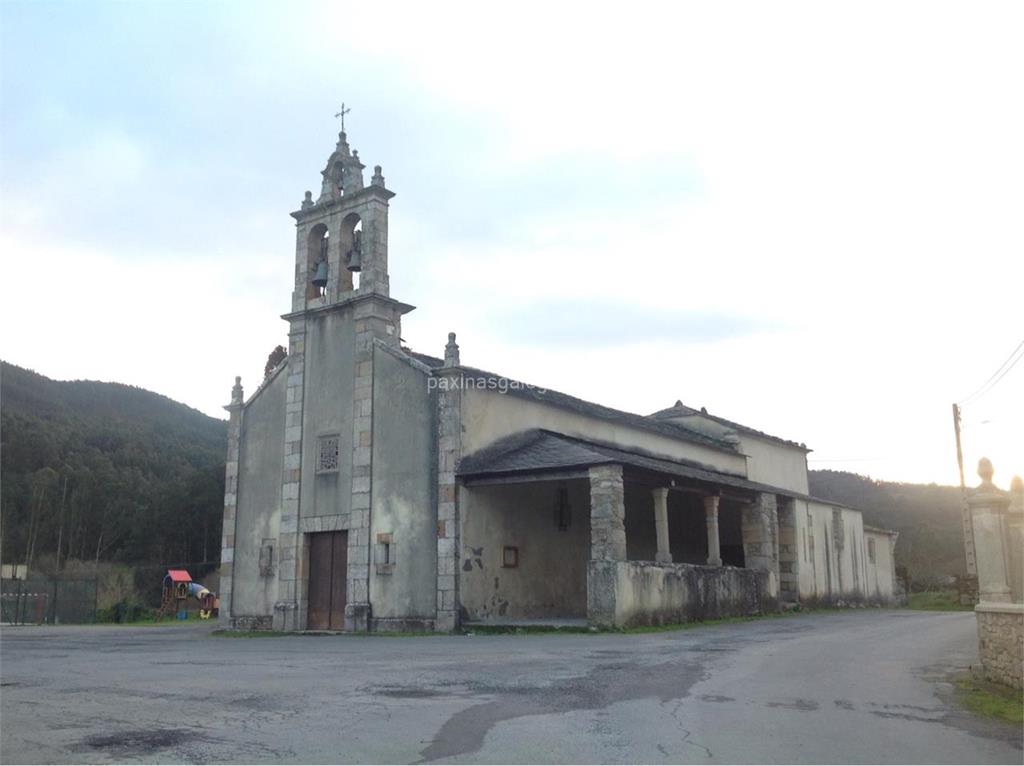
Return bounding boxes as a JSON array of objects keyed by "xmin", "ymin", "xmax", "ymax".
[
  {"xmin": 975, "ymin": 605, "xmax": 1023, "ymax": 689},
  {"xmin": 460, "ymin": 479, "xmax": 590, "ymax": 621},
  {"xmin": 230, "ymin": 367, "xmax": 286, "ymax": 622},
  {"xmin": 798, "ymin": 502, "xmax": 885, "ymax": 604},
  {"xmin": 230, "ymin": 615, "xmax": 273, "ymax": 631},
  {"xmin": 369, "ymin": 346, "xmax": 436, "ymax": 624},
  {"xmin": 862, "ymin": 529, "xmax": 898, "ymax": 604},
  {"xmin": 588, "ymin": 560, "xmax": 776, "ymax": 628}
]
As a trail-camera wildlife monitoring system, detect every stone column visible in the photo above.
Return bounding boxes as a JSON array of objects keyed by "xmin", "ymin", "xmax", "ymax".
[
  {"xmin": 588, "ymin": 464, "xmax": 626, "ymax": 627},
  {"xmin": 776, "ymin": 497, "xmax": 800, "ymax": 603},
  {"xmin": 435, "ymin": 333, "xmax": 462, "ymax": 632},
  {"xmin": 742, "ymin": 492, "xmax": 780, "ymax": 598},
  {"xmin": 703, "ymin": 494, "xmax": 722, "ymax": 567},
  {"xmin": 218, "ymin": 377, "xmax": 244, "ymax": 625},
  {"xmin": 652, "ymin": 488, "xmax": 672, "ymax": 564},
  {"xmin": 590, "ymin": 465, "xmax": 626, "ymax": 561},
  {"xmin": 968, "ymin": 458, "xmax": 1012, "ymax": 604}
]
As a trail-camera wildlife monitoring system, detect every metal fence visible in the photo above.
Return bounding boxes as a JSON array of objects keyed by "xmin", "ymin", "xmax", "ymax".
[
  {"xmin": 1, "ymin": 575, "xmax": 98, "ymax": 625},
  {"xmin": 0, "ymin": 562, "xmax": 221, "ymax": 625}
]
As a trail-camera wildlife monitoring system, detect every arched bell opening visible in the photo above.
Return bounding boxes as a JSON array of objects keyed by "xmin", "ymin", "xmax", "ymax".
[
  {"xmin": 331, "ymin": 161, "xmax": 346, "ymax": 197},
  {"xmin": 307, "ymin": 223, "xmax": 329, "ymax": 299},
  {"xmin": 341, "ymin": 213, "xmax": 363, "ymax": 291}
]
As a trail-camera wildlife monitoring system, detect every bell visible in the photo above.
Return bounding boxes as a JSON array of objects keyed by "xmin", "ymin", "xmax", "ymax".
[
  {"xmin": 312, "ymin": 260, "xmax": 329, "ymax": 288},
  {"xmin": 347, "ymin": 247, "xmax": 361, "ymax": 272}
]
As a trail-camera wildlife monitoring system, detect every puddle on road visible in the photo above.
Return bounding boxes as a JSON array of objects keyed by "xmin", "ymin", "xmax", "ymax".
[{"xmin": 79, "ymin": 728, "xmax": 195, "ymax": 756}]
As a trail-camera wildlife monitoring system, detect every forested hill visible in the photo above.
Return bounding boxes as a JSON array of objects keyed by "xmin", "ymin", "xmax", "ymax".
[
  {"xmin": 809, "ymin": 469, "xmax": 965, "ymax": 585},
  {"xmin": 0, "ymin": 360, "xmax": 971, "ymax": 586},
  {"xmin": 1, "ymin": 361, "xmax": 227, "ymax": 570}
]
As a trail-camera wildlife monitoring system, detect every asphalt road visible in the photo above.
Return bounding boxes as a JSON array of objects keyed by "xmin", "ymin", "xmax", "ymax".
[{"xmin": 1, "ymin": 610, "xmax": 1020, "ymax": 764}]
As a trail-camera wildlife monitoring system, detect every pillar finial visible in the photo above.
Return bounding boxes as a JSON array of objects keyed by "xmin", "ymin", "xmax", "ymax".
[
  {"xmin": 977, "ymin": 457, "xmax": 995, "ymax": 487},
  {"xmin": 444, "ymin": 332, "xmax": 460, "ymax": 367},
  {"xmin": 231, "ymin": 376, "xmax": 244, "ymax": 405}
]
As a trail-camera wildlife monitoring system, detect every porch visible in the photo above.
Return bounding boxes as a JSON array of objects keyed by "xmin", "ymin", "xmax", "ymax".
[{"xmin": 457, "ymin": 430, "xmax": 798, "ymax": 627}]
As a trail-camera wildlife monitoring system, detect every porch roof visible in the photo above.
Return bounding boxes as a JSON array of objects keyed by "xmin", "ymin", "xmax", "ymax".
[{"xmin": 457, "ymin": 429, "xmax": 802, "ymax": 499}]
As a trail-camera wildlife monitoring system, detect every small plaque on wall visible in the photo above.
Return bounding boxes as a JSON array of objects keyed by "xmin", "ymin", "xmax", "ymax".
[{"xmin": 502, "ymin": 545, "xmax": 519, "ymax": 568}]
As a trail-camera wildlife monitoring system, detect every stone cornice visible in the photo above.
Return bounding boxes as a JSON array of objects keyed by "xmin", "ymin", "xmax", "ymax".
[
  {"xmin": 281, "ymin": 291, "xmax": 415, "ymax": 322},
  {"xmin": 291, "ymin": 185, "xmax": 395, "ymax": 221}
]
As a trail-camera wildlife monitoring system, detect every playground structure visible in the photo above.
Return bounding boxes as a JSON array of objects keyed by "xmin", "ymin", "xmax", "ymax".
[{"xmin": 157, "ymin": 569, "xmax": 218, "ymax": 620}]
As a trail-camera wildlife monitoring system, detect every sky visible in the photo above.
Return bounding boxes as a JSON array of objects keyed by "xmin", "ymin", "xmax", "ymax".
[{"xmin": 1, "ymin": 1, "xmax": 1021, "ymax": 487}]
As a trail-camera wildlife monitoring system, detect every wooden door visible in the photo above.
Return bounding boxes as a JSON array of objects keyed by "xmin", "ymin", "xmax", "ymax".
[{"xmin": 307, "ymin": 531, "xmax": 348, "ymax": 630}]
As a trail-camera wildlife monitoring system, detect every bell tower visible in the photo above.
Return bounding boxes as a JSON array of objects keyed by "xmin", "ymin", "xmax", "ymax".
[
  {"xmin": 290, "ymin": 130, "xmax": 395, "ymax": 307},
  {"xmin": 273, "ymin": 121, "xmax": 415, "ymax": 632}
]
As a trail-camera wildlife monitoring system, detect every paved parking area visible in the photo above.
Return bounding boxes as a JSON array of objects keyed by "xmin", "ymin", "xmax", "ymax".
[{"xmin": 1, "ymin": 611, "xmax": 1020, "ymax": 764}]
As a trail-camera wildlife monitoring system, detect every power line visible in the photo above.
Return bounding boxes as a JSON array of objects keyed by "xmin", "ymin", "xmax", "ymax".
[{"xmin": 958, "ymin": 338, "xmax": 1024, "ymax": 406}]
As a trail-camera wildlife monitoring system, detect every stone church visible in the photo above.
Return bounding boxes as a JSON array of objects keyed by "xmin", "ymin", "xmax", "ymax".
[{"xmin": 219, "ymin": 128, "xmax": 900, "ymax": 632}]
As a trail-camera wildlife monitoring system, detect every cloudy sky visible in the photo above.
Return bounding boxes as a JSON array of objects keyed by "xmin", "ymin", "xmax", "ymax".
[{"xmin": 2, "ymin": 1, "xmax": 1021, "ymax": 486}]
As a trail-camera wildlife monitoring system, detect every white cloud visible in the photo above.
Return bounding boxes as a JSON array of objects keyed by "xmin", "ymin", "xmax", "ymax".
[{"xmin": 2, "ymin": 0, "xmax": 1021, "ymax": 486}]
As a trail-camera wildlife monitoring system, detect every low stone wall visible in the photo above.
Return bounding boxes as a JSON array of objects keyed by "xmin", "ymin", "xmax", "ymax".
[
  {"xmin": 588, "ymin": 560, "xmax": 777, "ymax": 628},
  {"xmin": 975, "ymin": 603, "xmax": 1023, "ymax": 689},
  {"xmin": 229, "ymin": 614, "xmax": 274, "ymax": 631}
]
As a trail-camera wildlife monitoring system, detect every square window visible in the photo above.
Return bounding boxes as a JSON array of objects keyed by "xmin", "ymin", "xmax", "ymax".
[
  {"xmin": 317, "ymin": 435, "xmax": 340, "ymax": 473},
  {"xmin": 502, "ymin": 546, "xmax": 519, "ymax": 568}
]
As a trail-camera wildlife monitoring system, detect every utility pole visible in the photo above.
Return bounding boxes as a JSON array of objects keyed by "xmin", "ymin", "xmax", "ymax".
[{"xmin": 952, "ymin": 403, "xmax": 977, "ymax": 578}]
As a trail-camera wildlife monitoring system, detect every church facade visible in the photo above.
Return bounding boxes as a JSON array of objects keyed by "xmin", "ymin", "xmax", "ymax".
[{"xmin": 219, "ymin": 129, "xmax": 899, "ymax": 632}]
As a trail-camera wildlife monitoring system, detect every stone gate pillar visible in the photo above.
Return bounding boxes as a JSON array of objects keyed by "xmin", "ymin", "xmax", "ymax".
[
  {"xmin": 969, "ymin": 458, "xmax": 1023, "ymax": 690},
  {"xmin": 969, "ymin": 458, "xmax": 1012, "ymax": 604}
]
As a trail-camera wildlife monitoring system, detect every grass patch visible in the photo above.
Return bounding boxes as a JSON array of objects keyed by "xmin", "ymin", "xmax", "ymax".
[
  {"xmin": 211, "ymin": 628, "xmax": 447, "ymax": 638},
  {"xmin": 953, "ymin": 670, "xmax": 1023, "ymax": 725},
  {"xmin": 906, "ymin": 590, "xmax": 973, "ymax": 611},
  {"xmin": 211, "ymin": 629, "xmax": 293, "ymax": 638}
]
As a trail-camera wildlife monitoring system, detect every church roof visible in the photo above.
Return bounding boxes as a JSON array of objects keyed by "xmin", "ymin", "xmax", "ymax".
[
  {"xmin": 452, "ymin": 365, "xmax": 740, "ymax": 454},
  {"xmin": 394, "ymin": 346, "xmax": 739, "ymax": 453},
  {"xmin": 649, "ymin": 400, "xmax": 809, "ymax": 452},
  {"xmin": 458, "ymin": 429, "xmax": 794, "ymax": 498}
]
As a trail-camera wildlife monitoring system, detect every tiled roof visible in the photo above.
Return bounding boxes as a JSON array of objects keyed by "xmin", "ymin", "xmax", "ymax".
[
  {"xmin": 649, "ymin": 400, "xmax": 809, "ymax": 452},
  {"xmin": 451, "ymin": 365, "xmax": 740, "ymax": 454},
  {"xmin": 398, "ymin": 346, "xmax": 738, "ymax": 453},
  {"xmin": 458, "ymin": 429, "xmax": 799, "ymax": 498}
]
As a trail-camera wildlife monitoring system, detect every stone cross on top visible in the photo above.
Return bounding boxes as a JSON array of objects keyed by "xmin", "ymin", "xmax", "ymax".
[{"xmin": 334, "ymin": 103, "xmax": 351, "ymax": 133}]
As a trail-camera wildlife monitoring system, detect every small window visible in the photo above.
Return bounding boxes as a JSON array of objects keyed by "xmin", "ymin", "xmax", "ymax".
[
  {"xmin": 375, "ymin": 532, "xmax": 395, "ymax": 575},
  {"xmin": 868, "ymin": 538, "xmax": 876, "ymax": 564},
  {"xmin": 259, "ymin": 539, "xmax": 275, "ymax": 577},
  {"xmin": 317, "ymin": 435, "xmax": 340, "ymax": 473},
  {"xmin": 502, "ymin": 546, "xmax": 519, "ymax": 568}
]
